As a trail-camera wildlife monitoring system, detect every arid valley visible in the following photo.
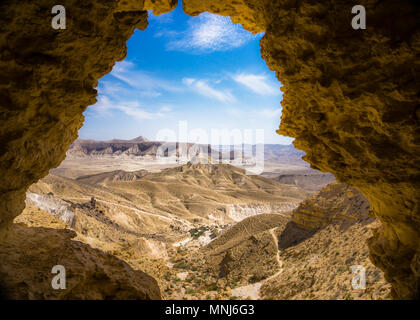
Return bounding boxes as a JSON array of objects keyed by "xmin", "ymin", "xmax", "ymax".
[
  {"xmin": 1, "ymin": 137, "xmax": 390, "ymax": 300},
  {"xmin": 1, "ymin": 0, "xmax": 418, "ymax": 307}
]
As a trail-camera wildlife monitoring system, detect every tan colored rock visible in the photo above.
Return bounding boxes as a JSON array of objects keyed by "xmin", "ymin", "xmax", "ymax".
[
  {"xmin": 292, "ymin": 181, "xmax": 370, "ymax": 230},
  {"xmin": 0, "ymin": 0, "xmax": 418, "ymax": 299},
  {"xmin": 0, "ymin": 223, "xmax": 161, "ymax": 299},
  {"xmin": 186, "ymin": 0, "xmax": 420, "ymax": 300},
  {"xmin": 183, "ymin": 0, "xmax": 266, "ymax": 34}
]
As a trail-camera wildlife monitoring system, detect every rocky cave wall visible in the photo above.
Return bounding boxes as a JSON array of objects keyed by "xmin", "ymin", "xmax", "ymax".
[{"xmin": 0, "ymin": 0, "xmax": 419, "ymax": 299}]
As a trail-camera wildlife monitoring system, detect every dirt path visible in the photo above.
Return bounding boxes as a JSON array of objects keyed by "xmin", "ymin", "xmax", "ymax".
[
  {"xmin": 269, "ymin": 227, "xmax": 283, "ymax": 272},
  {"xmin": 231, "ymin": 227, "xmax": 283, "ymax": 300},
  {"xmin": 66, "ymin": 196, "xmax": 193, "ymax": 228}
]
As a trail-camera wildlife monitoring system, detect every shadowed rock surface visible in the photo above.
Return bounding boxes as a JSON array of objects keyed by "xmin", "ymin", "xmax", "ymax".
[
  {"xmin": 0, "ymin": 0, "xmax": 419, "ymax": 299},
  {"xmin": 0, "ymin": 224, "xmax": 161, "ymax": 299}
]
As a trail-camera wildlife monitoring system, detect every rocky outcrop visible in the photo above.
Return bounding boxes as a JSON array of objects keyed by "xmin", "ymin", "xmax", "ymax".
[
  {"xmin": 261, "ymin": 216, "xmax": 390, "ymax": 300},
  {"xmin": 0, "ymin": 0, "xmax": 150, "ymax": 231},
  {"xmin": 228, "ymin": 203, "xmax": 298, "ymax": 222},
  {"xmin": 26, "ymin": 192, "xmax": 75, "ymax": 226},
  {"xmin": 184, "ymin": 0, "xmax": 420, "ymax": 300},
  {"xmin": 292, "ymin": 182, "xmax": 371, "ymax": 230},
  {"xmin": 67, "ymin": 138, "xmax": 164, "ymax": 158},
  {"xmin": 274, "ymin": 173, "xmax": 335, "ymax": 192},
  {"xmin": 0, "ymin": 0, "xmax": 419, "ymax": 299},
  {"xmin": 0, "ymin": 223, "xmax": 161, "ymax": 299}
]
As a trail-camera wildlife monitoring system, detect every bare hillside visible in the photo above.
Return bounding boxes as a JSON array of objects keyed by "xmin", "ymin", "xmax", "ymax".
[{"xmin": 164, "ymin": 182, "xmax": 390, "ymax": 300}]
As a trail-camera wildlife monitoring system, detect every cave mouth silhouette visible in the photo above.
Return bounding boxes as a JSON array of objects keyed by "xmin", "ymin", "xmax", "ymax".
[
  {"xmin": 78, "ymin": 5, "xmax": 296, "ymax": 175},
  {"xmin": 0, "ymin": 0, "xmax": 418, "ymax": 300}
]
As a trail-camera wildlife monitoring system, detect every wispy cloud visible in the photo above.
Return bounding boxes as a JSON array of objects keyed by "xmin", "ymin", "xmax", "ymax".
[
  {"xmin": 183, "ymin": 78, "xmax": 236, "ymax": 103},
  {"xmin": 164, "ymin": 13, "xmax": 261, "ymax": 53},
  {"xmin": 159, "ymin": 105, "xmax": 172, "ymax": 112},
  {"xmin": 233, "ymin": 73, "xmax": 279, "ymax": 96},
  {"xmin": 92, "ymin": 96, "xmax": 170, "ymax": 120},
  {"xmin": 111, "ymin": 60, "xmax": 182, "ymax": 94}
]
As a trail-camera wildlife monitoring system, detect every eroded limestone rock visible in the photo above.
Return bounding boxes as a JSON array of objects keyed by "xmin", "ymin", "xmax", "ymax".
[
  {"xmin": 185, "ymin": 0, "xmax": 420, "ymax": 300},
  {"xmin": 0, "ymin": 0, "xmax": 418, "ymax": 299},
  {"xmin": 292, "ymin": 181, "xmax": 371, "ymax": 230},
  {"xmin": 0, "ymin": 224, "xmax": 161, "ymax": 299}
]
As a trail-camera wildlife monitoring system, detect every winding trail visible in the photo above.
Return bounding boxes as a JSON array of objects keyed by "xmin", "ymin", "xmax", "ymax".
[
  {"xmin": 269, "ymin": 227, "xmax": 283, "ymax": 273},
  {"xmin": 231, "ymin": 227, "xmax": 283, "ymax": 300},
  {"xmin": 65, "ymin": 196, "xmax": 193, "ymax": 228}
]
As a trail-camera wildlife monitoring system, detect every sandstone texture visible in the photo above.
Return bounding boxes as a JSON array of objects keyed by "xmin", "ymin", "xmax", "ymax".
[
  {"xmin": 292, "ymin": 181, "xmax": 371, "ymax": 230},
  {"xmin": 0, "ymin": 220, "xmax": 161, "ymax": 299},
  {"xmin": 0, "ymin": 0, "xmax": 419, "ymax": 299}
]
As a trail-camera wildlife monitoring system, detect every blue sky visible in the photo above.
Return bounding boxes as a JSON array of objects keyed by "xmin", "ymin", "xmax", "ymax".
[{"xmin": 79, "ymin": 3, "xmax": 293, "ymax": 145}]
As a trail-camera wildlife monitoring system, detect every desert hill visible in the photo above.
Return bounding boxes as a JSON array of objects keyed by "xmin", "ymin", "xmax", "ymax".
[
  {"xmin": 76, "ymin": 169, "xmax": 149, "ymax": 184},
  {"xmin": 291, "ymin": 181, "xmax": 371, "ymax": 230},
  {"xmin": 13, "ymin": 160, "xmax": 391, "ymax": 300},
  {"xmin": 164, "ymin": 181, "xmax": 389, "ymax": 300},
  {"xmin": 68, "ymin": 137, "xmax": 162, "ymax": 158},
  {"xmin": 261, "ymin": 172, "xmax": 335, "ymax": 191},
  {"xmin": 67, "ymin": 137, "xmax": 307, "ymax": 166},
  {"xmin": 15, "ymin": 162, "xmax": 311, "ymax": 299},
  {"xmin": 28, "ymin": 163, "xmax": 309, "ymax": 244},
  {"xmin": 54, "ymin": 137, "xmax": 328, "ymax": 189},
  {"xmin": 73, "ymin": 162, "xmax": 310, "ymax": 224}
]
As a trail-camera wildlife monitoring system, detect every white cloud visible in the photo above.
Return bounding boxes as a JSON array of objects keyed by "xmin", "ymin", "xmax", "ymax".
[
  {"xmin": 111, "ymin": 60, "xmax": 182, "ymax": 94},
  {"xmin": 154, "ymin": 30, "xmax": 180, "ymax": 38},
  {"xmin": 233, "ymin": 73, "xmax": 279, "ymax": 95},
  {"xmin": 259, "ymin": 108, "xmax": 282, "ymax": 118},
  {"xmin": 159, "ymin": 105, "xmax": 172, "ymax": 112},
  {"xmin": 91, "ymin": 95, "xmax": 114, "ymax": 116},
  {"xmin": 183, "ymin": 78, "xmax": 236, "ymax": 103},
  {"xmin": 182, "ymin": 78, "xmax": 195, "ymax": 86},
  {"xmin": 166, "ymin": 13, "xmax": 261, "ymax": 53},
  {"xmin": 116, "ymin": 102, "xmax": 165, "ymax": 120},
  {"xmin": 92, "ymin": 95, "xmax": 170, "ymax": 120}
]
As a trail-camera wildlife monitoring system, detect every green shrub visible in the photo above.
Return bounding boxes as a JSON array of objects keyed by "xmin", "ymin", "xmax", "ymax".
[
  {"xmin": 206, "ymin": 283, "xmax": 218, "ymax": 291},
  {"xmin": 173, "ymin": 261, "xmax": 188, "ymax": 269}
]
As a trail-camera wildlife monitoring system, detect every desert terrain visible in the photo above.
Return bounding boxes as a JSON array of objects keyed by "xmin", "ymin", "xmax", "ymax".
[{"xmin": 2, "ymin": 138, "xmax": 390, "ymax": 299}]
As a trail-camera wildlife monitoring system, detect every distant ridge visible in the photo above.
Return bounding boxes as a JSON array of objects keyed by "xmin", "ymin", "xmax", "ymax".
[
  {"xmin": 67, "ymin": 137, "xmax": 308, "ymax": 166},
  {"xmin": 106, "ymin": 136, "xmax": 150, "ymax": 143}
]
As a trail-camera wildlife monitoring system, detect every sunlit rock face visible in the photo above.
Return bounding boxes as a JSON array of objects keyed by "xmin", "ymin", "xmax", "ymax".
[
  {"xmin": 260, "ymin": 1, "xmax": 420, "ymax": 299},
  {"xmin": 0, "ymin": 0, "xmax": 418, "ymax": 299},
  {"xmin": 185, "ymin": 0, "xmax": 420, "ymax": 300},
  {"xmin": 0, "ymin": 0, "xmax": 147, "ymax": 231}
]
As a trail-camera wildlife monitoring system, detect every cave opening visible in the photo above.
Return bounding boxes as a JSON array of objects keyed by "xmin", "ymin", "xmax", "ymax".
[
  {"xmin": 0, "ymin": 0, "xmax": 418, "ymax": 300},
  {"xmin": 18, "ymin": 6, "xmax": 337, "ymax": 300}
]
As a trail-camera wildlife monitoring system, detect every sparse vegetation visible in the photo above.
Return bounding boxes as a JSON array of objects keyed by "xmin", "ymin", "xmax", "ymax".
[
  {"xmin": 173, "ymin": 261, "xmax": 188, "ymax": 269},
  {"xmin": 189, "ymin": 226, "xmax": 209, "ymax": 239},
  {"xmin": 16, "ymin": 156, "xmax": 390, "ymax": 301}
]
